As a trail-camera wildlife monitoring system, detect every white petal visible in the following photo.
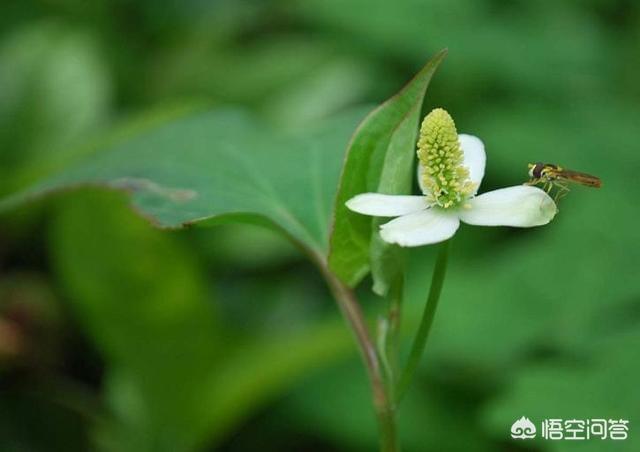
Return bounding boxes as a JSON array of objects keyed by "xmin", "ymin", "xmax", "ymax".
[
  {"xmin": 346, "ymin": 193, "xmax": 427, "ymax": 217},
  {"xmin": 459, "ymin": 134, "xmax": 486, "ymax": 194},
  {"xmin": 379, "ymin": 209, "xmax": 460, "ymax": 247},
  {"xmin": 459, "ymin": 186, "xmax": 557, "ymax": 227}
]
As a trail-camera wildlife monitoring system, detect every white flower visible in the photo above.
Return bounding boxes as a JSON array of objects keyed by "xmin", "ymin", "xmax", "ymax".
[{"xmin": 346, "ymin": 108, "xmax": 557, "ymax": 247}]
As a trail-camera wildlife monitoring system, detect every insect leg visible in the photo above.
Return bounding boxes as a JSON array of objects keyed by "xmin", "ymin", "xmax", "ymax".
[
  {"xmin": 554, "ymin": 182, "xmax": 571, "ymax": 202},
  {"xmin": 539, "ymin": 181, "xmax": 556, "ymax": 208}
]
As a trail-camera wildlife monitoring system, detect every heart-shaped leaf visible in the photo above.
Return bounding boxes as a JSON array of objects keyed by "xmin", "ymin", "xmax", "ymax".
[
  {"xmin": 328, "ymin": 50, "xmax": 447, "ymax": 289},
  {"xmin": 0, "ymin": 108, "xmax": 366, "ymax": 259}
]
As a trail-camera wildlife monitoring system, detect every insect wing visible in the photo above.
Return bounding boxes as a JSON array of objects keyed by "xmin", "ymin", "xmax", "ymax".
[{"xmin": 556, "ymin": 169, "xmax": 602, "ymax": 188}]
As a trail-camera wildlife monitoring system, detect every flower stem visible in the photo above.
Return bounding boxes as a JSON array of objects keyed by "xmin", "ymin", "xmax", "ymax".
[
  {"xmin": 379, "ymin": 277, "xmax": 403, "ymax": 400},
  {"xmin": 319, "ymin": 261, "xmax": 398, "ymax": 452},
  {"xmin": 396, "ymin": 239, "xmax": 450, "ymax": 403}
]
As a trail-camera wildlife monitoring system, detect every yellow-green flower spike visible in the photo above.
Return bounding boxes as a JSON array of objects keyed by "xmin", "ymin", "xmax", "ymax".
[{"xmin": 417, "ymin": 108, "xmax": 476, "ymax": 209}]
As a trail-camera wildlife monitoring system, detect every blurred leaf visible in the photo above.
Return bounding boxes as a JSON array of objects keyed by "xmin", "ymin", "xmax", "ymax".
[
  {"xmin": 328, "ymin": 50, "xmax": 447, "ymax": 291},
  {"xmin": 197, "ymin": 318, "xmax": 354, "ymax": 447},
  {"xmin": 193, "ymin": 222, "xmax": 301, "ymax": 271},
  {"xmin": 483, "ymin": 331, "xmax": 640, "ymax": 451},
  {"xmin": 154, "ymin": 33, "xmax": 372, "ymax": 117},
  {"xmin": 51, "ymin": 190, "xmax": 220, "ymax": 451},
  {"xmin": 283, "ymin": 359, "xmax": 495, "ymax": 452},
  {"xmin": 262, "ymin": 57, "xmax": 375, "ymax": 127},
  {"xmin": 0, "ymin": 21, "xmax": 111, "ymax": 194},
  {"xmin": 294, "ymin": 0, "xmax": 611, "ymax": 104},
  {"xmin": 51, "ymin": 191, "xmax": 359, "ymax": 450},
  {"xmin": 2, "ymin": 107, "xmax": 366, "ymax": 258}
]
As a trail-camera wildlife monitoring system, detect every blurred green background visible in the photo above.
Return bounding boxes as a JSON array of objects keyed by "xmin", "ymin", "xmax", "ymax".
[{"xmin": 0, "ymin": 0, "xmax": 639, "ymax": 451}]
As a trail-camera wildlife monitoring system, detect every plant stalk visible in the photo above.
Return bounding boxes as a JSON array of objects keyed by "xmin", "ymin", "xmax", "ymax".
[
  {"xmin": 397, "ymin": 239, "xmax": 450, "ymax": 403},
  {"xmin": 320, "ymin": 261, "xmax": 398, "ymax": 452}
]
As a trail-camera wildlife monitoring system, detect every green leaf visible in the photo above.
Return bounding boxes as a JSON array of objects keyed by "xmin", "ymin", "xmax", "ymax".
[
  {"xmin": 1, "ymin": 107, "xmax": 366, "ymax": 259},
  {"xmin": 328, "ymin": 50, "xmax": 447, "ymax": 289}
]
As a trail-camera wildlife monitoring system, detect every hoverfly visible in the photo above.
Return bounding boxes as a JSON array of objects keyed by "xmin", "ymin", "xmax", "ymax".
[{"xmin": 526, "ymin": 162, "xmax": 601, "ymax": 201}]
